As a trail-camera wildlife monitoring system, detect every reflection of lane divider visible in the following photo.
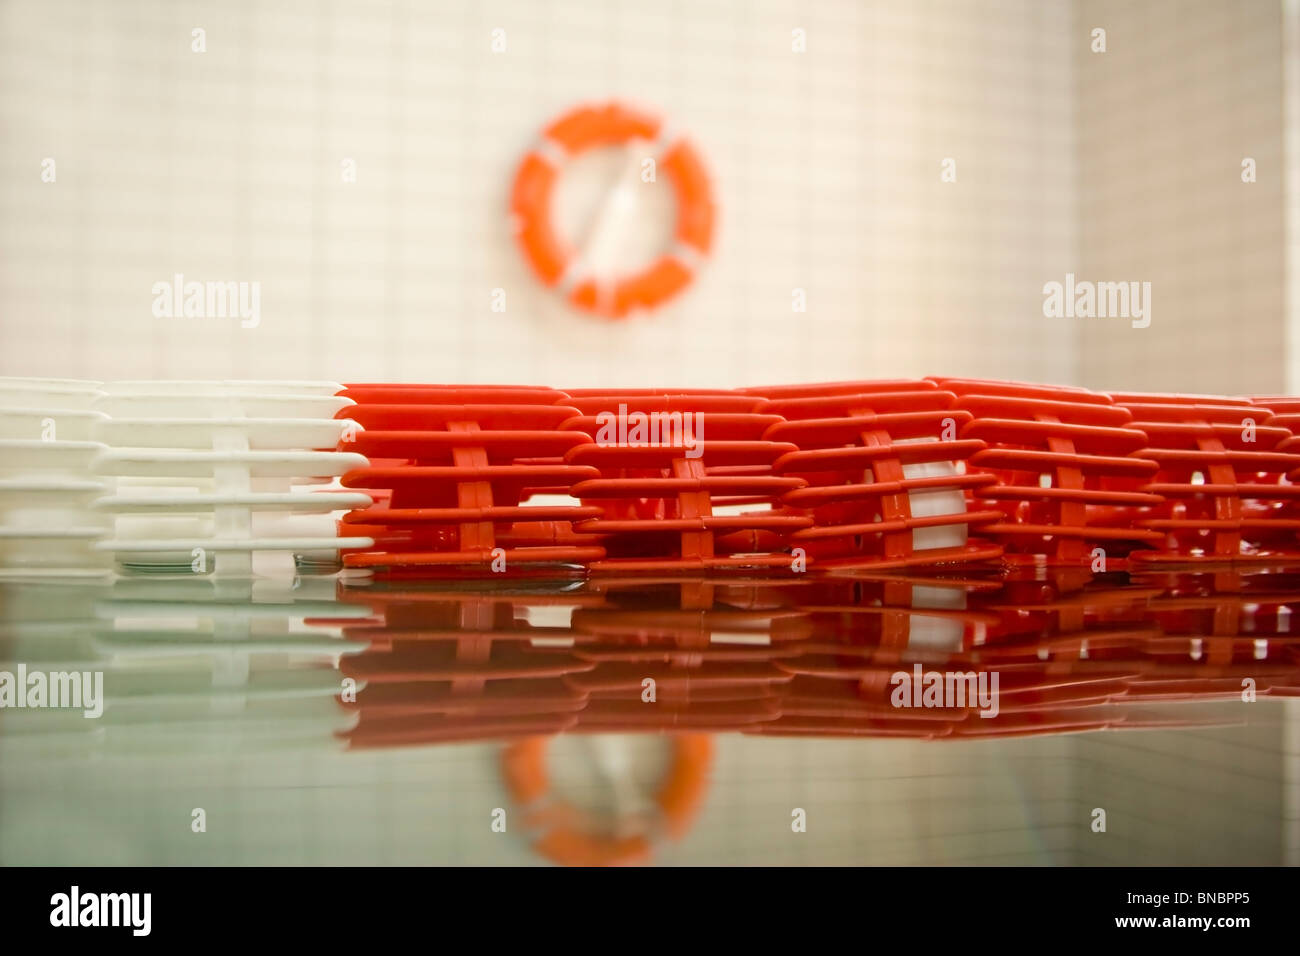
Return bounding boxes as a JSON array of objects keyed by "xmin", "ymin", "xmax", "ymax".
[
  {"xmin": 0, "ymin": 577, "xmax": 362, "ymax": 749},
  {"xmin": 333, "ymin": 572, "xmax": 1298, "ymax": 756},
  {"xmin": 336, "ymin": 581, "xmax": 595, "ymax": 747},
  {"xmin": 560, "ymin": 577, "xmax": 811, "ymax": 731},
  {"xmin": 6, "ymin": 565, "xmax": 1291, "ymax": 771}
]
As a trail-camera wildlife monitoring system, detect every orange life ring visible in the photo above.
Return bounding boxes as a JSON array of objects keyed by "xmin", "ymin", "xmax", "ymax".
[
  {"xmin": 501, "ymin": 733, "xmax": 714, "ymax": 866},
  {"xmin": 510, "ymin": 101, "xmax": 715, "ymax": 319}
]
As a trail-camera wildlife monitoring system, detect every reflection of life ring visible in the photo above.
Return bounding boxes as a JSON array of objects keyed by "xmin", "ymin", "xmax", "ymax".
[
  {"xmin": 510, "ymin": 101, "xmax": 715, "ymax": 319},
  {"xmin": 501, "ymin": 734, "xmax": 713, "ymax": 866}
]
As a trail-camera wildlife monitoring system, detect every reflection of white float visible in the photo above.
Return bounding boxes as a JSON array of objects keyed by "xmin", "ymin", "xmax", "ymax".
[
  {"xmin": 88, "ymin": 381, "xmax": 372, "ymax": 578},
  {"xmin": 0, "ymin": 378, "xmax": 113, "ymax": 578},
  {"xmin": 0, "ymin": 576, "xmax": 366, "ymax": 754}
]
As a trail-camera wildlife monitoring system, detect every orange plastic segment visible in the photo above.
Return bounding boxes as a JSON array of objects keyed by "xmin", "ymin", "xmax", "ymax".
[
  {"xmin": 510, "ymin": 154, "xmax": 567, "ymax": 285},
  {"xmin": 544, "ymin": 102, "xmax": 662, "ymax": 152},
  {"xmin": 661, "ymin": 141, "xmax": 715, "ymax": 253},
  {"xmin": 613, "ymin": 257, "xmax": 692, "ymax": 316}
]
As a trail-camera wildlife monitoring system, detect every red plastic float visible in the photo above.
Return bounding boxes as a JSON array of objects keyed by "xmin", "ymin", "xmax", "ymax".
[{"xmin": 333, "ymin": 379, "xmax": 1300, "ymax": 575}]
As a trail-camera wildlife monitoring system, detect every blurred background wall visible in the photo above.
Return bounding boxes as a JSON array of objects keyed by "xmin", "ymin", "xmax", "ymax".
[
  {"xmin": 1075, "ymin": 0, "xmax": 1287, "ymax": 395},
  {"xmin": 6, "ymin": 0, "xmax": 1290, "ymax": 393},
  {"xmin": 1, "ymin": 0, "xmax": 1082, "ymax": 387}
]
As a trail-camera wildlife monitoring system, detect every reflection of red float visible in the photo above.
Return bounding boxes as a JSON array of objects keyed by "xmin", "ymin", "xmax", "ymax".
[
  {"xmin": 510, "ymin": 101, "xmax": 715, "ymax": 319},
  {"xmin": 502, "ymin": 734, "xmax": 714, "ymax": 866},
  {"xmin": 336, "ymin": 569, "xmax": 1300, "ymax": 749}
]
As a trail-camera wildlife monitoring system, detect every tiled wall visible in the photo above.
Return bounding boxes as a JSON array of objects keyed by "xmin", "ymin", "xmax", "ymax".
[
  {"xmin": 1, "ymin": 1, "xmax": 1290, "ymax": 388},
  {"xmin": 1073, "ymin": 710, "xmax": 1291, "ymax": 866},
  {"xmin": 0, "ymin": 0, "xmax": 1078, "ymax": 388},
  {"xmin": 1075, "ymin": 0, "xmax": 1287, "ymax": 395}
]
